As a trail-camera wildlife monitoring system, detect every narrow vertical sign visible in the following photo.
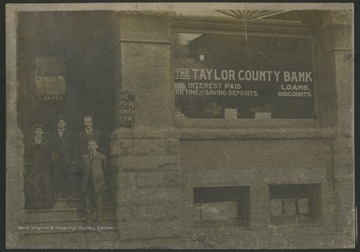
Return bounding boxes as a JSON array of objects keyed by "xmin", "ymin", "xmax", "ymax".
[{"xmin": 116, "ymin": 91, "xmax": 135, "ymax": 127}]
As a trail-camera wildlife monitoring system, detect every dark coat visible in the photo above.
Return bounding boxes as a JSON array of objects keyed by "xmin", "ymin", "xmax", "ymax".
[
  {"xmin": 25, "ymin": 138, "xmax": 51, "ymax": 170},
  {"xmin": 81, "ymin": 152, "xmax": 108, "ymax": 193},
  {"xmin": 24, "ymin": 138, "xmax": 55, "ymax": 209},
  {"xmin": 76, "ymin": 129, "xmax": 104, "ymax": 157},
  {"xmin": 50, "ymin": 129, "xmax": 73, "ymax": 165}
]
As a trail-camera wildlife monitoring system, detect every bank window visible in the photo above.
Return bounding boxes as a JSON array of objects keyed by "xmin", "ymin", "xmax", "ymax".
[
  {"xmin": 269, "ymin": 184, "xmax": 321, "ymax": 224},
  {"xmin": 174, "ymin": 33, "xmax": 315, "ymax": 119},
  {"xmin": 193, "ymin": 186, "xmax": 250, "ymax": 225}
]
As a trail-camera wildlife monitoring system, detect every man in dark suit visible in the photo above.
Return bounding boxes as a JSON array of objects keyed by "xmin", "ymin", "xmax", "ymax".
[
  {"xmin": 76, "ymin": 115, "xmax": 104, "ymax": 210},
  {"xmin": 82, "ymin": 138, "xmax": 108, "ymax": 225},
  {"xmin": 51, "ymin": 115, "xmax": 74, "ymax": 199},
  {"xmin": 76, "ymin": 115, "xmax": 104, "ymax": 157}
]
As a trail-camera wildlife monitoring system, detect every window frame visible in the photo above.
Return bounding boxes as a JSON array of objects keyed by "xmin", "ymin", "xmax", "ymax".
[
  {"xmin": 172, "ymin": 15, "xmax": 324, "ymax": 128},
  {"xmin": 268, "ymin": 183, "xmax": 322, "ymax": 225},
  {"xmin": 192, "ymin": 186, "xmax": 251, "ymax": 226}
]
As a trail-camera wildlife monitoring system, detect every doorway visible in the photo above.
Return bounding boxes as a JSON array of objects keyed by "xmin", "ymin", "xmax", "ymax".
[{"xmin": 17, "ymin": 11, "xmax": 118, "ymax": 145}]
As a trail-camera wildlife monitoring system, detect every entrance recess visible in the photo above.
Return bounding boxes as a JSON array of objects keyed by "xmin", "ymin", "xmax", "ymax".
[{"xmin": 17, "ymin": 11, "xmax": 117, "ymax": 140}]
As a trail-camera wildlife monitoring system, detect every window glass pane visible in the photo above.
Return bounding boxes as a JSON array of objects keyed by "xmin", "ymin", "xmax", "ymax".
[
  {"xmin": 174, "ymin": 33, "xmax": 315, "ymax": 119},
  {"xmin": 270, "ymin": 199, "xmax": 283, "ymax": 217},
  {"xmin": 298, "ymin": 198, "xmax": 309, "ymax": 214},
  {"xmin": 269, "ymin": 184, "xmax": 321, "ymax": 224},
  {"xmin": 193, "ymin": 186, "xmax": 250, "ymax": 223},
  {"xmin": 199, "ymin": 202, "xmax": 238, "ymax": 220}
]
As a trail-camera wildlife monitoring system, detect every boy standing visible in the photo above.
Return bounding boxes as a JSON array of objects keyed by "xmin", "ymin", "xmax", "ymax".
[{"xmin": 82, "ymin": 138, "xmax": 108, "ymax": 225}]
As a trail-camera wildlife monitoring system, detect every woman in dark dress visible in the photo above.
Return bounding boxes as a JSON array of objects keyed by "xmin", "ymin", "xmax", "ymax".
[{"xmin": 24, "ymin": 124, "xmax": 56, "ymax": 210}]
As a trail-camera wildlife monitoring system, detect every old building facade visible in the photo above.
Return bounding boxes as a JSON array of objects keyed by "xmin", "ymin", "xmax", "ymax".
[{"xmin": 6, "ymin": 5, "xmax": 354, "ymax": 249}]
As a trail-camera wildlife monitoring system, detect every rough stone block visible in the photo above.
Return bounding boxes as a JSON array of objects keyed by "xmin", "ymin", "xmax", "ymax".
[
  {"xmin": 134, "ymin": 139, "xmax": 165, "ymax": 155},
  {"xmin": 118, "ymin": 14, "xmax": 173, "ymax": 41},
  {"xmin": 117, "ymin": 187, "xmax": 181, "ymax": 205},
  {"xmin": 110, "ymin": 139, "xmax": 133, "ymax": 156},
  {"xmin": 118, "ymin": 220, "xmax": 182, "ymax": 241},
  {"xmin": 164, "ymin": 171, "xmax": 180, "ymax": 187},
  {"xmin": 335, "ymin": 179, "xmax": 355, "ymax": 207},
  {"xmin": 190, "ymin": 169, "xmax": 256, "ymax": 187},
  {"xmin": 181, "ymin": 139, "xmax": 329, "ymax": 174},
  {"xmin": 116, "ymin": 172, "xmax": 137, "ymax": 191},
  {"xmin": 121, "ymin": 43, "xmax": 173, "ymax": 127},
  {"xmin": 136, "ymin": 204, "xmax": 181, "ymax": 221},
  {"xmin": 333, "ymin": 152, "xmax": 354, "ymax": 176},
  {"xmin": 137, "ymin": 172, "xmax": 164, "ymax": 188},
  {"xmin": 192, "ymin": 204, "xmax": 201, "ymax": 221},
  {"xmin": 116, "ymin": 205, "xmax": 137, "ymax": 222},
  {"xmin": 263, "ymin": 167, "xmax": 326, "ymax": 184},
  {"xmin": 165, "ymin": 138, "xmax": 180, "ymax": 155},
  {"xmin": 333, "ymin": 138, "xmax": 354, "ymax": 154},
  {"xmin": 336, "ymin": 208, "xmax": 355, "ymax": 236},
  {"xmin": 119, "ymin": 155, "xmax": 180, "ymax": 171},
  {"xmin": 111, "ymin": 127, "xmax": 179, "ymax": 140}
]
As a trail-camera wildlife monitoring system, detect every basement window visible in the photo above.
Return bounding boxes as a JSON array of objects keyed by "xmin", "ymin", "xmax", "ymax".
[
  {"xmin": 193, "ymin": 186, "xmax": 250, "ymax": 224},
  {"xmin": 269, "ymin": 184, "xmax": 322, "ymax": 224}
]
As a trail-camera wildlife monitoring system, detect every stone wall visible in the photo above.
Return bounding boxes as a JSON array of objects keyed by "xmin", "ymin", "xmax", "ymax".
[
  {"xmin": 6, "ymin": 10, "xmax": 26, "ymax": 248},
  {"xmin": 179, "ymin": 139, "xmax": 339, "ymax": 248},
  {"xmin": 320, "ymin": 10, "xmax": 354, "ymax": 245},
  {"xmin": 110, "ymin": 128, "xmax": 183, "ymax": 240},
  {"xmin": 106, "ymin": 10, "xmax": 354, "ymax": 249},
  {"xmin": 110, "ymin": 13, "xmax": 184, "ymax": 242}
]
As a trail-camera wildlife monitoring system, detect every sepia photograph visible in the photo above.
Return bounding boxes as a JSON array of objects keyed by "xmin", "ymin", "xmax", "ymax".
[{"xmin": 5, "ymin": 2, "xmax": 355, "ymax": 249}]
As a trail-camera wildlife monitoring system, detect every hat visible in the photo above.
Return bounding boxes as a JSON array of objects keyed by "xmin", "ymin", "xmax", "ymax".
[
  {"xmin": 57, "ymin": 114, "xmax": 66, "ymax": 121},
  {"xmin": 32, "ymin": 123, "xmax": 46, "ymax": 131}
]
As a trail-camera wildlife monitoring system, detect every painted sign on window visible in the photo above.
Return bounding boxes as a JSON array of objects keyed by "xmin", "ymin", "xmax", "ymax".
[
  {"xmin": 174, "ymin": 33, "xmax": 315, "ymax": 119},
  {"xmin": 35, "ymin": 57, "xmax": 66, "ymax": 101}
]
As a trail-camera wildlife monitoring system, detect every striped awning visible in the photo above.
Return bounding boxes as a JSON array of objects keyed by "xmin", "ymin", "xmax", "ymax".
[{"xmin": 216, "ymin": 10, "xmax": 289, "ymax": 21}]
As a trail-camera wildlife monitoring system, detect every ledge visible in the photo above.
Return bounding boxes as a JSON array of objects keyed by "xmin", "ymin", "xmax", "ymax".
[
  {"xmin": 175, "ymin": 118, "xmax": 317, "ymax": 128},
  {"xmin": 177, "ymin": 127, "xmax": 341, "ymax": 140},
  {"xmin": 111, "ymin": 126, "xmax": 179, "ymax": 140},
  {"xmin": 111, "ymin": 125, "xmax": 353, "ymax": 141}
]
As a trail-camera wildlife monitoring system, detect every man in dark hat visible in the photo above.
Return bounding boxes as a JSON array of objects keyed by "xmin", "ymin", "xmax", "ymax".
[{"xmin": 50, "ymin": 114, "xmax": 74, "ymax": 199}]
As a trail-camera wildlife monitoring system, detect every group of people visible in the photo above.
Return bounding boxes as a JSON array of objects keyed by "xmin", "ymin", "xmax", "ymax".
[{"xmin": 24, "ymin": 114, "xmax": 109, "ymax": 225}]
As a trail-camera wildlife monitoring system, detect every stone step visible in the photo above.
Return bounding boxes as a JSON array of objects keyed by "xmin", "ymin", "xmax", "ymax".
[
  {"xmin": 23, "ymin": 216, "xmax": 118, "ymax": 227},
  {"xmin": 21, "ymin": 228, "xmax": 119, "ymax": 245},
  {"xmin": 24, "ymin": 207, "xmax": 115, "ymax": 223},
  {"xmin": 52, "ymin": 198, "xmax": 82, "ymax": 209}
]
